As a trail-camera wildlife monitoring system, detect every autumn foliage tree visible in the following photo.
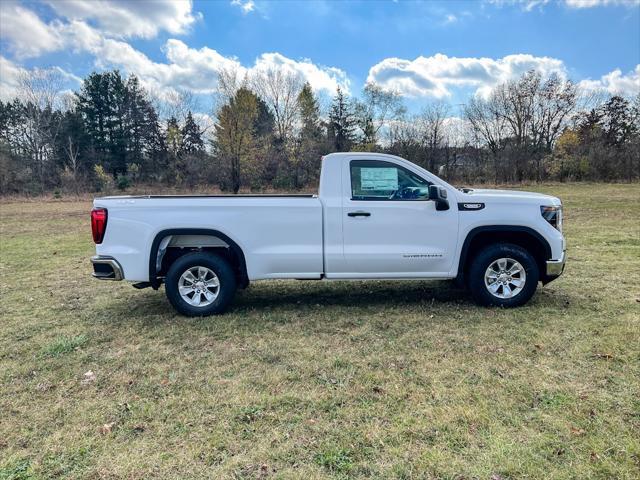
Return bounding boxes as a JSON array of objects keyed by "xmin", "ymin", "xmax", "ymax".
[{"xmin": 212, "ymin": 87, "xmax": 261, "ymax": 193}]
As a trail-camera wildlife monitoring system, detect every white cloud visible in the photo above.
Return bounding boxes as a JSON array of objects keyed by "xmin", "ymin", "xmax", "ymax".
[
  {"xmin": 0, "ymin": 2, "xmax": 348, "ymax": 100},
  {"xmin": 47, "ymin": 23, "xmax": 349, "ymax": 100},
  {"xmin": 94, "ymin": 38, "xmax": 349, "ymax": 98},
  {"xmin": 231, "ymin": 0, "xmax": 256, "ymax": 14},
  {"xmin": 253, "ymin": 53, "xmax": 350, "ymax": 94},
  {"xmin": 486, "ymin": 0, "xmax": 550, "ymax": 10},
  {"xmin": 488, "ymin": 0, "xmax": 639, "ymax": 9},
  {"xmin": 578, "ymin": 65, "xmax": 640, "ymax": 97},
  {"xmin": 162, "ymin": 39, "xmax": 245, "ymax": 92},
  {"xmin": 0, "ymin": 3, "xmax": 64, "ymax": 58},
  {"xmin": 367, "ymin": 53, "xmax": 567, "ymax": 98},
  {"xmin": 523, "ymin": 0, "xmax": 550, "ymax": 11},
  {"xmin": 565, "ymin": 0, "xmax": 640, "ymax": 7},
  {"xmin": 0, "ymin": 0, "xmax": 199, "ymax": 58},
  {"xmin": 0, "ymin": 55, "xmax": 82, "ymax": 102},
  {"xmin": 0, "ymin": 56, "xmax": 24, "ymax": 100},
  {"xmin": 444, "ymin": 14, "xmax": 458, "ymax": 24},
  {"xmin": 45, "ymin": 0, "xmax": 200, "ymax": 38}
]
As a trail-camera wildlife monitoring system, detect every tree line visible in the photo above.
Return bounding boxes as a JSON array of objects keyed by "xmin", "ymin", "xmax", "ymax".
[{"xmin": 0, "ymin": 67, "xmax": 638, "ymax": 195}]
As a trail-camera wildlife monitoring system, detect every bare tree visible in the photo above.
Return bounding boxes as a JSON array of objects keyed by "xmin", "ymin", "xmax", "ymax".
[
  {"xmin": 417, "ymin": 101, "xmax": 450, "ymax": 172},
  {"xmin": 494, "ymin": 71, "xmax": 579, "ymax": 180},
  {"xmin": 217, "ymin": 66, "xmax": 247, "ymax": 101},
  {"xmin": 63, "ymin": 134, "xmax": 80, "ymax": 194},
  {"xmin": 251, "ymin": 68, "xmax": 303, "ymax": 143},
  {"xmin": 533, "ymin": 75, "xmax": 577, "ymax": 149},
  {"xmin": 18, "ymin": 68, "xmax": 63, "ymax": 110},
  {"xmin": 387, "ymin": 116, "xmax": 423, "ymax": 163},
  {"xmin": 150, "ymin": 88, "xmax": 199, "ymax": 123},
  {"xmin": 211, "ymin": 65, "xmax": 251, "ymax": 126},
  {"xmin": 16, "ymin": 68, "xmax": 64, "ymax": 191},
  {"xmin": 531, "ymin": 75, "xmax": 578, "ymax": 180},
  {"xmin": 464, "ymin": 69, "xmax": 579, "ymax": 182},
  {"xmin": 354, "ymin": 82, "xmax": 406, "ymax": 148},
  {"xmin": 464, "ymin": 93, "xmax": 509, "ymax": 183}
]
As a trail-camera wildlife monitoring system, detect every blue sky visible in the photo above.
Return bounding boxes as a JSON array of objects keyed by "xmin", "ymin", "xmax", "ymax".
[
  {"xmin": 195, "ymin": 1, "xmax": 639, "ymax": 83},
  {"xmin": 1, "ymin": 0, "xmax": 639, "ymax": 115}
]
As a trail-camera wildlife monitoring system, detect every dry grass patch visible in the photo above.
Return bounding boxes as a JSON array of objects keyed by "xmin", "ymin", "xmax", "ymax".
[{"xmin": 1, "ymin": 184, "xmax": 639, "ymax": 479}]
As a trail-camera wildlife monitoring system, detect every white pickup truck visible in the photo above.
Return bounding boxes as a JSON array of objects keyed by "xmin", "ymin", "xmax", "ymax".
[{"xmin": 91, "ymin": 152, "xmax": 566, "ymax": 315}]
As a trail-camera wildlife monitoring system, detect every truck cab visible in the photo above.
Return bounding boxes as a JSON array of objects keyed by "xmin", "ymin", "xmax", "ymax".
[{"xmin": 320, "ymin": 153, "xmax": 460, "ymax": 279}]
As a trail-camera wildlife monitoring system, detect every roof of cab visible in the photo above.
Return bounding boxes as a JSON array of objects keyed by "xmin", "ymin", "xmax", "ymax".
[{"xmin": 323, "ymin": 152, "xmax": 405, "ymax": 161}]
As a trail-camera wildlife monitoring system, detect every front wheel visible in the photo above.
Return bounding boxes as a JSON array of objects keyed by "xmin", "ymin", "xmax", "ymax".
[
  {"xmin": 165, "ymin": 252, "xmax": 237, "ymax": 316},
  {"xmin": 468, "ymin": 243, "xmax": 539, "ymax": 307}
]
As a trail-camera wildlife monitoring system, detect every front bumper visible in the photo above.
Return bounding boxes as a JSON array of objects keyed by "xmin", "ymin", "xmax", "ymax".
[
  {"xmin": 545, "ymin": 250, "xmax": 566, "ymax": 279},
  {"xmin": 91, "ymin": 256, "xmax": 124, "ymax": 280}
]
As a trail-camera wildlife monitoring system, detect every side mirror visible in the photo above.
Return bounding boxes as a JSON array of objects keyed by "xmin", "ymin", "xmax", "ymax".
[{"xmin": 428, "ymin": 185, "xmax": 450, "ymax": 211}]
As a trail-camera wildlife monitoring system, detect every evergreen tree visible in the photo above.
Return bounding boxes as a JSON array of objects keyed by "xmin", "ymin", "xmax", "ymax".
[
  {"xmin": 327, "ymin": 87, "xmax": 356, "ymax": 152},
  {"xmin": 252, "ymin": 94, "xmax": 277, "ymax": 186},
  {"xmin": 166, "ymin": 116, "xmax": 182, "ymax": 156},
  {"xmin": 124, "ymin": 75, "xmax": 153, "ymax": 168},
  {"xmin": 0, "ymin": 99, "xmax": 29, "ymax": 193},
  {"xmin": 145, "ymin": 106, "xmax": 168, "ymax": 181},
  {"xmin": 178, "ymin": 111, "xmax": 208, "ymax": 187},
  {"xmin": 0, "ymin": 99, "xmax": 24, "ymax": 156},
  {"xmin": 254, "ymin": 96, "xmax": 275, "ymax": 139},
  {"xmin": 165, "ymin": 116, "xmax": 183, "ymax": 182},
  {"xmin": 181, "ymin": 111, "xmax": 205, "ymax": 154},
  {"xmin": 56, "ymin": 109, "xmax": 91, "ymax": 191},
  {"xmin": 76, "ymin": 71, "xmax": 128, "ymax": 175},
  {"xmin": 299, "ymin": 82, "xmax": 323, "ymax": 138},
  {"xmin": 599, "ymin": 96, "xmax": 634, "ymax": 147},
  {"xmin": 76, "ymin": 72, "xmax": 111, "ymax": 162},
  {"xmin": 108, "ymin": 71, "xmax": 127, "ymax": 175},
  {"xmin": 295, "ymin": 82, "xmax": 325, "ymax": 186}
]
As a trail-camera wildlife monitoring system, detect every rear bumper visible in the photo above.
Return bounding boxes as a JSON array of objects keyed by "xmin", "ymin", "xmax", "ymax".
[
  {"xmin": 544, "ymin": 250, "xmax": 566, "ymax": 282},
  {"xmin": 91, "ymin": 256, "xmax": 124, "ymax": 280}
]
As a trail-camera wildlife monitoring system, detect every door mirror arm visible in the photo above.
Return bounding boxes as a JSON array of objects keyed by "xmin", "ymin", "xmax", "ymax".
[{"xmin": 428, "ymin": 185, "xmax": 450, "ymax": 211}]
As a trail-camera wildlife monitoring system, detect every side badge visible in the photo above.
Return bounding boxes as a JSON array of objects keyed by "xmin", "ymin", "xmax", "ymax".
[{"xmin": 458, "ymin": 202, "xmax": 485, "ymax": 211}]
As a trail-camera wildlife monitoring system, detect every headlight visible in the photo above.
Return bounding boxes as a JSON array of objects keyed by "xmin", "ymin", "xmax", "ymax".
[{"xmin": 540, "ymin": 205, "xmax": 562, "ymax": 233}]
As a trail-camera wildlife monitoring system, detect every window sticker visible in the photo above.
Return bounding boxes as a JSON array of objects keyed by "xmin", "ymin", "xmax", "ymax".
[{"xmin": 361, "ymin": 167, "xmax": 398, "ymax": 191}]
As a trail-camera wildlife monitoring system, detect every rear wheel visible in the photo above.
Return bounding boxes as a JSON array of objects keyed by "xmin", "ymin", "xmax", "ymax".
[
  {"xmin": 165, "ymin": 252, "xmax": 237, "ymax": 316},
  {"xmin": 468, "ymin": 243, "xmax": 539, "ymax": 307}
]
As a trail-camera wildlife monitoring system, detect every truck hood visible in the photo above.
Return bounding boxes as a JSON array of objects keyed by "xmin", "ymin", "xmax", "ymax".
[{"xmin": 458, "ymin": 188, "xmax": 561, "ymax": 205}]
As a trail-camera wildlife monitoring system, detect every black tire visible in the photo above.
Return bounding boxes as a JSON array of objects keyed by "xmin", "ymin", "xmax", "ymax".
[
  {"xmin": 165, "ymin": 252, "xmax": 237, "ymax": 316},
  {"xmin": 468, "ymin": 243, "xmax": 539, "ymax": 308}
]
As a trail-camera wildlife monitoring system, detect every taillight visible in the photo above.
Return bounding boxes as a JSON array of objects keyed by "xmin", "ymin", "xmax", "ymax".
[{"xmin": 91, "ymin": 208, "xmax": 108, "ymax": 244}]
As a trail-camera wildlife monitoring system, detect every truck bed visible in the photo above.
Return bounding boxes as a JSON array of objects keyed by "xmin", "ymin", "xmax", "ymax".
[{"xmin": 93, "ymin": 195, "xmax": 324, "ymax": 282}]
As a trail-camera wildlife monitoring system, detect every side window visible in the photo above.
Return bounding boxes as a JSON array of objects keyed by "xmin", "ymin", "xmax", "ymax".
[{"xmin": 350, "ymin": 160, "xmax": 431, "ymax": 201}]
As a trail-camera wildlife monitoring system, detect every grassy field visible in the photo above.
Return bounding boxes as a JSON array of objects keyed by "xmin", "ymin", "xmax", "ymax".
[{"xmin": 1, "ymin": 184, "xmax": 639, "ymax": 479}]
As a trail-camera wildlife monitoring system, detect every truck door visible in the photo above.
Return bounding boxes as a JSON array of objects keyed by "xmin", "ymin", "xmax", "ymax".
[{"xmin": 336, "ymin": 159, "xmax": 458, "ymax": 277}]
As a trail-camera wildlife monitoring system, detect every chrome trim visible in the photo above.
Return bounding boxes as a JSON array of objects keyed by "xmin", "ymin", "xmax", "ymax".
[
  {"xmin": 545, "ymin": 250, "xmax": 566, "ymax": 277},
  {"xmin": 91, "ymin": 255, "xmax": 124, "ymax": 281}
]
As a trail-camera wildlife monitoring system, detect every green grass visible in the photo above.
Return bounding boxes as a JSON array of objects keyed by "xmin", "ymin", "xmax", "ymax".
[
  {"xmin": 1, "ymin": 183, "xmax": 639, "ymax": 479},
  {"xmin": 41, "ymin": 335, "xmax": 88, "ymax": 358}
]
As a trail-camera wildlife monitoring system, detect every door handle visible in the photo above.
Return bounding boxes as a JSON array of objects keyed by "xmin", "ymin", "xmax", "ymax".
[{"xmin": 348, "ymin": 211, "xmax": 371, "ymax": 217}]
